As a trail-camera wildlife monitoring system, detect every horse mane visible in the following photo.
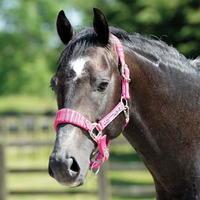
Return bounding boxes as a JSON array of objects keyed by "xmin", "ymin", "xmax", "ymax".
[
  {"xmin": 110, "ymin": 27, "xmax": 199, "ymax": 72},
  {"xmin": 59, "ymin": 26, "xmax": 199, "ymax": 73},
  {"xmin": 190, "ymin": 57, "xmax": 200, "ymax": 70}
]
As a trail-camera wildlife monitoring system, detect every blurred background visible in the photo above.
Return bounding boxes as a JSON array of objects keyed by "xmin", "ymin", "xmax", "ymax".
[{"xmin": 0, "ymin": 0, "xmax": 199, "ymax": 200}]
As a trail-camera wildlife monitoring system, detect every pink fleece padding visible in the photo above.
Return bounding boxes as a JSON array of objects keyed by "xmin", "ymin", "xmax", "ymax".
[
  {"xmin": 111, "ymin": 34, "xmax": 126, "ymax": 66},
  {"xmin": 53, "ymin": 108, "xmax": 93, "ymax": 131},
  {"xmin": 111, "ymin": 34, "xmax": 130, "ymax": 100}
]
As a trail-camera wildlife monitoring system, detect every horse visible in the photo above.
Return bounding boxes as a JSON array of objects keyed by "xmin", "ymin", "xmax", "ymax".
[{"xmin": 48, "ymin": 8, "xmax": 200, "ymax": 200}]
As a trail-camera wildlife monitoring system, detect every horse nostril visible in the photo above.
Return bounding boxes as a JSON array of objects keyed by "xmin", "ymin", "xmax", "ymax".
[
  {"xmin": 48, "ymin": 154, "xmax": 80, "ymax": 181},
  {"xmin": 68, "ymin": 157, "xmax": 80, "ymax": 173},
  {"xmin": 48, "ymin": 164, "xmax": 54, "ymax": 178}
]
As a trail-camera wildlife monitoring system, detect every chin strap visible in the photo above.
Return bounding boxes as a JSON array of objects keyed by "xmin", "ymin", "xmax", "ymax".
[
  {"xmin": 53, "ymin": 34, "xmax": 130, "ymax": 173},
  {"xmin": 90, "ymin": 135, "xmax": 109, "ymax": 174}
]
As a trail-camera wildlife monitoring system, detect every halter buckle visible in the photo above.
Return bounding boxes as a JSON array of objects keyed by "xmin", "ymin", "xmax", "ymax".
[
  {"xmin": 89, "ymin": 123, "xmax": 102, "ymax": 142},
  {"xmin": 124, "ymin": 106, "xmax": 130, "ymax": 124},
  {"xmin": 121, "ymin": 97, "xmax": 130, "ymax": 124}
]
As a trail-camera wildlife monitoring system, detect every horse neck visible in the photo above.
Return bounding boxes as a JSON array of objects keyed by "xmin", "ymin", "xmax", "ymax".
[{"xmin": 122, "ymin": 48, "xmax": 200, "ymax": 199}]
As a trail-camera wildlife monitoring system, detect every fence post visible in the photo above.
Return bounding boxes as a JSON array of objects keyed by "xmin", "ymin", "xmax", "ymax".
[
  {"xmin": 98, "ymin": 162, "xmax": 110, "ymax": 200},
  {"xmin": 0, "ymin": 144, "xmax": 6, "ymax": 200}
]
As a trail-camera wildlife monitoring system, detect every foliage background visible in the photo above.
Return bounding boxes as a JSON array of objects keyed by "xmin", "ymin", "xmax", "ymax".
[{"xmin": 0, "ymin": 0, "xmax": 199, "ymax": 98}]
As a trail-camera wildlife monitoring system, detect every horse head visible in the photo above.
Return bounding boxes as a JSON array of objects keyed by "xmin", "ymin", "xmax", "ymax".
[{"xmin": 48, "ymin": 8, "xmax": 128, "ymax": 186}]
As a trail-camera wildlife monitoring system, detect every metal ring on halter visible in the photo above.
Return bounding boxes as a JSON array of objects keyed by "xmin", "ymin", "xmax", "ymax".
[
  {"xmin": 121, "ymin": 96, "xmax": 130, "ymax": 123},
  {"xmin": 121, "ymin": 96, "xmax": 128, "ymax": 106},
  {"xmin": 89, "ymin": 123, "xmax": 102, "ymax": 142},
  {"xmin": 120, "ymin": 63, "xmax": 127, "ymax": 74},
  {"xmin": 124, "ymin": 105, "xmax": 130, "ymax": 122}
]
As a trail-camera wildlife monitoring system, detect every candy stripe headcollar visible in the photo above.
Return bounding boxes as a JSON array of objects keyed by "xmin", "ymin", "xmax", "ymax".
[{"xmin": 53, "ymin": 34, "xmax": 130, "ymax": 173}]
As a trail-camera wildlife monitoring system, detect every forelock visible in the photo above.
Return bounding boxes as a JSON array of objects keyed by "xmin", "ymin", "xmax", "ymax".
[{"xmin": 58, "ymin": 28, "xmax": 97, "ymax": 69}]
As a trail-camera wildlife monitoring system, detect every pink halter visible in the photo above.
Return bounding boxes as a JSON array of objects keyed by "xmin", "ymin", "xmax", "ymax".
[{"xmin": 53, "ymin": 34, "xmax": 130, "ymax": 173}]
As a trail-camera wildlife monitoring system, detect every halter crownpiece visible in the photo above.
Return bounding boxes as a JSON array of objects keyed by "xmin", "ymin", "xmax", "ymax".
[{"xmin": 53, "ymin": 34, "xmax": 131, "ymax": 173}]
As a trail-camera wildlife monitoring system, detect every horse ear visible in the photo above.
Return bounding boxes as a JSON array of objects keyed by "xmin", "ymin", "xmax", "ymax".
[
  {"xmin": 93, "ymin": 8, "xmax": 109, "ymax": 45},
  {"xmin": 56, "ymin": 10, "xmax": 73, "ymax": 45}
]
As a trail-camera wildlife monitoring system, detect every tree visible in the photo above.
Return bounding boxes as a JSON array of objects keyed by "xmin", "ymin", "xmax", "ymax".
[
  {"xmin": 0, "ymin": 0, "xmax": 66, "ymax": 95},
  {"xmin": 73, "ymin": 0, "xmax": 200, "ymax": 58}
]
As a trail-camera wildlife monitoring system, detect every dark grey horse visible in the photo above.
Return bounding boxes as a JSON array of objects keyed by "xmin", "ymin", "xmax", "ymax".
[{"xmin": 48, "ymin": 8, "xmax": 200, "ymax": 200}]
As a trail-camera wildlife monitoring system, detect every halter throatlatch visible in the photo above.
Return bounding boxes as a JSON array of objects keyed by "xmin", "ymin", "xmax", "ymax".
[{"xmin": 53, "ymin": 34, "xmax": 131, "ymax": 173}]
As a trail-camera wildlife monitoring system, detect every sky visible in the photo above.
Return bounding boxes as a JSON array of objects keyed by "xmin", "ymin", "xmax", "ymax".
[{"xmin": 66, "ymin": 9, "xmax": 82, "ymax": 27}]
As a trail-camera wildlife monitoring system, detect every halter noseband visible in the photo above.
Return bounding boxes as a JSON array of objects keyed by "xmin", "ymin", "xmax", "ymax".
[{"xmin": 53, "ymin": 34, "xmax": 130, "ymax": 173}]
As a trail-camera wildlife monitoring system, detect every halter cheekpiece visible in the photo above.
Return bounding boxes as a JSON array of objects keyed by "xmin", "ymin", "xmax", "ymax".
[{"xmin": 53, "ymin": 34, "xmax": 131, "ymax": 173}]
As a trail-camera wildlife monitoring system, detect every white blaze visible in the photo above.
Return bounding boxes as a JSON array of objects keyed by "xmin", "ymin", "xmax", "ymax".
[{"xmin": 70, "ymin": 57, "xmax": 89, "ymax": 78}]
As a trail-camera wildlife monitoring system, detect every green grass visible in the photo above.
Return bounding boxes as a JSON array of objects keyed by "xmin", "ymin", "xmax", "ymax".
[
  {"xmin": 0, "ymin": 95, "xmax": 56, "ymax": 114},
  {"xmin": 9, "ymin": 196, "xmax": 155, "ymax": 200},
  {"xmin": 113, "ymin": 198, "xmax": 155, "ymax": 200},
  {"xmin": 8, "ymin": 172, "xmax": 97, "ymax": 191},
  {"xmin": 9, "ymin": 194, "xmax": 98, "ymax": 200},
  {"xmin": 110, "ymin": 170, "xmax": 153, "ymax": 186}
]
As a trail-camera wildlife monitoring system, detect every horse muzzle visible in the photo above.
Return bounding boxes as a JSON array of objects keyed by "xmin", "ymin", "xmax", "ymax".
[
  {"xmin": 48, "ymin": 152, "xmax": 82, "ymax": 186},
  {"xmin": 48, "ymin": 124, "xmax": 93, "ymax": 186}
]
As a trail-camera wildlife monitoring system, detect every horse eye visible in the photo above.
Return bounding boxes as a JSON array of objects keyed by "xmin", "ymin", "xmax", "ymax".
[{"xmin": 97, "ymin": 81, "xmax": 109, "ymax": 92}]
